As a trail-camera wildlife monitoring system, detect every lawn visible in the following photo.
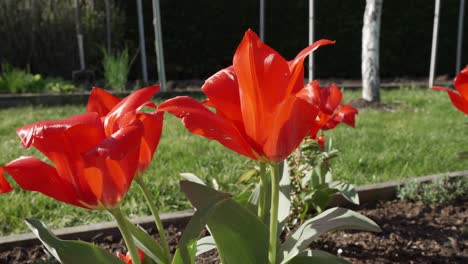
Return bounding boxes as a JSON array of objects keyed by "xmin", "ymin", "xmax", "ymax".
[{"xmin": 0, "ymin": 87, "xmax": 467, "ymax": 235}]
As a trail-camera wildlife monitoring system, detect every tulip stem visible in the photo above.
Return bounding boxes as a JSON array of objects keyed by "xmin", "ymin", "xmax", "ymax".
[
  {"xmin": 268, "ymin": 163, "xmax": 280, "ymax": 264},
  {"xmin": 109, "ymin": 207, "xmax": 141, "ymax": 264},
  {"xmin": 136, "ymin": 177, "xmax": 171, "ymax": 261},
  {"xmin": 258, "ymin": 163, "xmax": 268, "ymax": 223}
]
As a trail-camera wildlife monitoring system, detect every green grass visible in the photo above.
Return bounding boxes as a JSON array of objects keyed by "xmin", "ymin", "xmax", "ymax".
[{"xmin": 1, "ymin": 87, "xmax": 467, "ymax": 235}]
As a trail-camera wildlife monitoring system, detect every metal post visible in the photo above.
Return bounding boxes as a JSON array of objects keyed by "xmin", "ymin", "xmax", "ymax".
[
  {"xmin": 308, "ymin": 0, "xmax": 315, "ymax": 82},
  {"xmin": 429, "ymin": 0, "xmax": 440, "ymax": 87},
  {"xmin": 152, "ymin": 0, "xmax": 167, "ymax": 91},
  {"xmin": 456, "ymin": 0, "xmax": 465, "ymax": 74},
  {"xmin": 74, "ymin": 0, "xmax": 85, "ymax": 70},
  {"xmin": 260, "ymin": 0, "xmax": 265, "ymax": 41},
  {"xmin": 104, "ymin": 0, "xmax": 112, "ymax": 53},
  {"xmin": 136, "ymin": 0, "xmax": 149, "ymax": 84}
]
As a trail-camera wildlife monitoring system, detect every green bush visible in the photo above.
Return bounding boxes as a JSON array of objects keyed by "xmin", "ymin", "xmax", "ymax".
[
  {"xmin": 102, "ymin": 48, "xmax": 131, "ymax": 91},
  {"xmin": 44, "ymin": 78, "xmax": 77, "ymax": 93},
  {"xmin": 0, "ymin": 64, "xmax": 45, "ymax": 93},
  {"xmin": 398, "ymin": 176, "xmax": 468, "ymax": 206}
]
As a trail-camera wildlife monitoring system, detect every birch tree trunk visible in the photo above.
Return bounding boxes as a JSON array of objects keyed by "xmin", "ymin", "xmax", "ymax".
[{"xmin": 362, "ymin": 0, "xmax": 383, "ymax": 102}]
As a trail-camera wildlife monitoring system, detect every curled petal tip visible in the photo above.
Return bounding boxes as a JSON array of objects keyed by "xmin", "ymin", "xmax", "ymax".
[{"xmin": 0, "ymin": 167, "xmax": 14, "ymax": 193}]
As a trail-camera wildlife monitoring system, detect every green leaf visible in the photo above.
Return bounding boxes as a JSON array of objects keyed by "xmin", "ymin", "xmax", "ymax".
[
  {"xmin": 304, "ymin": 184, "xmax": 337, "ymax": 213},
  {"xmin": 177, "ymin": 180, "xmax": 233, "ymax": 263},
  {"xmin": 196, "ymin": 236, "xmax": 216, "ymax": 256},
  {"xmin": 278, "ymin": 161, "xmax": 291, "ymax": 231},
  {"xmin": 180, "ymin": 173, "xmax": 206, "ymax": 185},
  {"xmin": 286, "ymin": 249, "xmax": 349, "ymax": 264},
  {"xmin": 329, "ymin": 181, "xmax": 359, "ymax": 205},
  {"xmin": 25, "ymin": 218, "xmax": 125, "ymax": 264},
  {"xmin": 180, "ymin": 180, "xmax": 269, "ymax": 264},
  {"xmin": 124, "ymin": 218, "xmax": 170, "ymax": 264},
  {"xmin": 279, "ymin": 207, "xmax": 381, "ymax": 263},
  {"xmin": 172, "ymin": 240, "xmax": 197, "ymax": 264},
  {"xmin": 238, "ymin": 168, "xmax": 258, "ymax": 183}
]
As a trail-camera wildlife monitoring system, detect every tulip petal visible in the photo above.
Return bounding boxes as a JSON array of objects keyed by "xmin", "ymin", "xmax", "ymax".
[
  {"xmin": 263, "ymin": 96, "xmax": 319, "ymax": 162},
  {"xmin": 234, "ymin": 30, "xmax": 291, "ymax": 145},
  {"xmin": 320, "ymin": 84, "xmax": 343, "ymax": 115},
  {"xmin": 136, "ymin": 112, "xmax": 164, "ymax": 173},
  {"xmin": 287, "ymin": 39, "xmax": 335, "ymax": 95},
  {"xmin": 87, "ymin": 87, "xmax": 122, "ymax": 116},
  {"xmin": 17, "ymin": 112, "xmax": 102, "ymax": 148},
  {"xmin": 433, "ymin": 86, "xmax": 468, "ymax": 115},
  {"xmin": 201, "ymin": 66, "xmax": 243, "ymax": 123},
  {"xmin": 3, "ymin": 156, "xmax": 84, "ymax": 208},
  {"xmin": 454, "ymin": 66, "xmax": 468, "ymax": 102},
  {"xmin": 159, "ymin": 96, "xmax": 258, "ymax": 160},
  {"xmin": 0, "ymin": 167, "xmax": 13, "ymax": 193},
  {"xmin": 104, "ymin": 86, "xmax": 159, "ymax": 135}
]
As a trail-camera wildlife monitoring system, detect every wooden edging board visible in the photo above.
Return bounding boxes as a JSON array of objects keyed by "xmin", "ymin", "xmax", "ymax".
[{"xmin": 0, "ymin": 170, "xmax": 467, "ymax": 249}]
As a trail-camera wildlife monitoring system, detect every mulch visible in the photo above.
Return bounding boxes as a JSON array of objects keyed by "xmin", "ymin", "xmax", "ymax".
[{"xmin": 1, "ymin": 198, "xmax": 466, "ymax": 264}]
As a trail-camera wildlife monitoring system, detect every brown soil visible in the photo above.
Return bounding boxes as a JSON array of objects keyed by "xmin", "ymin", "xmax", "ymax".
[{"xmin": 1, "ymin": 198, "xmax": 467, "ymax": 264}]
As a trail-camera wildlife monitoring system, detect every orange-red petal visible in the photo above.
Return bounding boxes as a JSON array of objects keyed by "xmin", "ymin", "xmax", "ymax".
[
  {"xmin": 104, "ymin": 86, "xmax": 159, "ymax": 135},
  {"xmin": 433, "ymin": 86, "xmax": 468, "ymax": 115},
  {"xmin": 454, "ymin": 66, "xmax": 468, "ymax": 102},
  {"xmin": 136, "ymin": 112, "xmax": 164, "ymax": 173},
  {"xmin": 201, "ymin": 66, "xmax": 243, "ymax": 123},
  {"xmin": 159, "ymin": 96, "xmax": 258, "ymax": 160},
  {"xmin": 0, "ymin": 167, "xmax": 13, "ymax": 193},
  {"xmin": 233, "ymin": 30, "xmax": 291, "ymax": 145},
  {"xmin": 87, "ymin": 87, "xmax": 121, "ymax": 116},
  {"xmin": 3, "ymin": 156, "xmax": 85, "ymax": 208}
]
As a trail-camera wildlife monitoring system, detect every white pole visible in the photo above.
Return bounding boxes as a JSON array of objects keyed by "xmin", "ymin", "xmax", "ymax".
[
  {"xmin": 136, "ymin": 0, "xmax": 149, "ymax": 84},
  {"xmin": 152, "ymin": 0, "xmax": 167, "ymax": 91},
  {"xmin": 260, "ymin": 0, "xmax": 265, "ymax": 41},
  {"xmin": 429, "ymin": 0, "xmax": 440, "ymax": 87},
  {"xmin": 308, "ymin": 0, "xmax": 314, "ymax": 82},
  {"xmin": 456, "ymin": 0, "xmax": 465, "ymax": 74}
]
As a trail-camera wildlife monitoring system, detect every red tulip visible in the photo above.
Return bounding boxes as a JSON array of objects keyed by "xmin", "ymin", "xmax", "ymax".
[
  {"xmin": 0, "ymin": 87, "xmax": 162, "ymax": 209},
  {"xmin": 159, "ymin": 30, "xmax": 334, "ymax": 163},
  {"xmin": 87, "ymin": 86, "xmax": 163, "ymax": 173},
  {"xmin": 433, "ymin": 66, "xmax": 468, "ymax": 115},
  {"xmin": 117, "ymin": 248, "xmax": 145, "ymax": 264},
  {"xmin": 307, "ymin": 81, "xmax": 358, "ymax": 139}
]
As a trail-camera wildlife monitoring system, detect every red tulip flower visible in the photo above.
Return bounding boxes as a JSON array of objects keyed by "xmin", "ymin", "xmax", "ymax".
[
  {"xmin": 0, "ymin": 87, "xmax": 162, "ymax": 209},
  {"xmin": 433, "ymin": 66, "xmax": 468, "ymax": 115},
  {"xmin": 87, "ymin": 87, "xmax": 164, "ymax": 174},
  {"xmin": 307, "ymin": 80, "xmax": 358, "ymax": 139},
  {"xmin": 159, "ymin": 30, "xmax": 334, "ymax": 163},
  {"xmin": 117, "ymin": 248, "xmax": 145, "ymax": 264}
]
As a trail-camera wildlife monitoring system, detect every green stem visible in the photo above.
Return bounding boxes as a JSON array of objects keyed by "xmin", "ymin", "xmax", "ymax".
[
  {"xmin": 136, "ymin": 177, "xmax": 171, "ymax": 261},
  {"xmin": 268, "ymin": 163, "xmax": 280, "ymax": 264},
  {"xmin": 257, "ymin": 163, "xmax": 268, "ymax": 223},
  {"xmin": 108, "ymin": 207, "xmax": 141, "ymax": 264}
]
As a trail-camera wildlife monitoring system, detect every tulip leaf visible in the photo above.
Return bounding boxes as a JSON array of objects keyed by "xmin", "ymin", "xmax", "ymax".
[
  {"xmin": 329, "ymin": 181, "xmax": 359, "ymax": 205},
  {"xmin": 286, "ymin": 249, "xmax": 349, "ymax": 263},
  {"xmin": 279, "ymin": 207, "xmax": 381, "ymax": 263},
  {"xmin": 172, "ymin": 240, "xmax": 197, "ymax": 264},
  {"xmin": 278, "ymin": 161, "xmax": 291, "ymax": 231},
  {"xmin": 180, "ymin": 173, "xmax": 206, "ymax": 186},
  {"xmin": 178, "ymin": 194, "xmax": 228, "ymax": 264},
  {"xmin": 196, "ymin": 236, "xmax": 216, "ymax": 256},
  {"xmin": 24, "ymin": 218, "xmax": 124, "ymax": 264},
  {"xmin": 124, "ymin": 218, "xmax": 170, "ymax": 264},
  {"xmin": 180, "ymin": 180, "xmax": 269, "ymax": 264}
]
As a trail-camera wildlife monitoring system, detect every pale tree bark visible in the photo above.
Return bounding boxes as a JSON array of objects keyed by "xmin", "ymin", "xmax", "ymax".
[{"xmin": 362, "ymin": 0, "xmax": 383, "ymax": 102}]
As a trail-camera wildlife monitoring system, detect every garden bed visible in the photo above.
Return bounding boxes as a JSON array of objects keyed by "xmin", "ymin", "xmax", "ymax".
[
  {"xmin": 1, "ymin": 197, "xmax": 466, "ymax": 263},
  {"xmin": 0, "ymin": 172, "xmax": 466, "ymax": 263}
]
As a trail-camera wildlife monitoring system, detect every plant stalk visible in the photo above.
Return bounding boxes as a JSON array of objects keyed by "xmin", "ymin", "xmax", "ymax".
[
  {"xmin": 268, "ymin": 163, "xmax": 280, "ymax": 264},
  {"xmin": 108, "ymin": 207, "xmax": 141, "ymax": 264},
  {"xmin": 136, "ymin": 177, "xmax": 171, "ymax": 261},
  {"xmin": 258, "ymin": 162, "xmax": 268, "ymax": 223}
]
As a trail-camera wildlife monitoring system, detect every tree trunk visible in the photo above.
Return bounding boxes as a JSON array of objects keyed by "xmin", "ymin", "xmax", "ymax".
[{"xmin": 362, "ymin": 0, "xmax": 383, "ymax": 102}]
